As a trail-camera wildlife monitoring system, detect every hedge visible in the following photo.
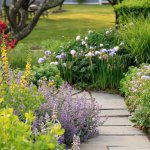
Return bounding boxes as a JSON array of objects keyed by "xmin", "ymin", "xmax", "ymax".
[{"xmin": 115, "ymin": 0, "xmax": 150, "ymax": 21}]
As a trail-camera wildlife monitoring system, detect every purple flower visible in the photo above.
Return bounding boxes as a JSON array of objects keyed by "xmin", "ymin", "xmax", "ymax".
[
  {"xmin": 35, "ymin": 83, "xmax": 102, "ymax": 146},
  {"xmin": 56, "ymin": 55, "xmax": 62, "ymax": 60},
  {"xmin": 38, "ymin": 58, "xmax": 45, "ymax": 63}
]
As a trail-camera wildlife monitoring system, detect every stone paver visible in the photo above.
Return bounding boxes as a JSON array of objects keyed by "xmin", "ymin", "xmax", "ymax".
[
  {"xmin": 80, "ymin": 92, "xmax": 150, "ymax": 150},
  {"xmin": 108, "ymin": 146, "xmax": 150, "ymax": 150},
  {"xmin": 102, "ymin": 117, "xmax": 134, "ymax": 126},
  {"xmin": 99, "ymin": 126, "xmax": 144, "ymax": 135},
  {"xmin": 92, "ymin": 92, "xmax": 126, "ymax": 109},
  {"xmin": 100, "ymin": 109, "xmax": 130, "ymax": 117}
]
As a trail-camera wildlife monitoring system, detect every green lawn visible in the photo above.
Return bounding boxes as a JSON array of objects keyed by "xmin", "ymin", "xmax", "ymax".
[{"xmin": 21, "ymin": 5, "xmax": 115, "ymax": 49}]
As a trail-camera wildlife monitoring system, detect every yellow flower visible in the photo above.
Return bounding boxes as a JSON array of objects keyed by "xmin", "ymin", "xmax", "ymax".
[
  {"xmin": 0, "ymin": 98, "xmax": 4, "ymax": 103},
  {"xmin": 1, "ymin": 41, "xmax": 9, "ymax": 83},
  {"xmin": 20, "ymin": 55, "xmax": 32, "ymax": 87}
]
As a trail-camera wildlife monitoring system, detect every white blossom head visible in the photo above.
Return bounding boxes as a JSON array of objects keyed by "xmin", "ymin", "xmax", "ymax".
[
  {"xmin": 76, "ymin": 35, "xmax": 80, "ymax": 41},
  {"xmin": 95, "ymin": 51, "xmax": 100, "ymax": 56},
  {"xmin": 82, "ymin": 40, "xmax": 86, "ymax": 45},
  {"xmin": 50, "ymin": 62, "xmax": 59, "ymax": 65},
  {"xmin": 100, "ymin": 44, "xmax": 104, "ymax": 48},
  {"xmin": 85, "ymin": 36, "xmax": 88, "ymax": 41},
  {"xmin": 70, "ymin": 50, "xmax": 77, "ymax": 56},
  {"xmin": 44, "ymin": 50, "xmax": 51, "ymax": 56}
]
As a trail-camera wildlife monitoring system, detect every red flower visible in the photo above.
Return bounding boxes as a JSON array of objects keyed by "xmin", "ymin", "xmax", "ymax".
[{"xmin": 0, "ymin": 20, "xmax": 16, "ymax": 49}]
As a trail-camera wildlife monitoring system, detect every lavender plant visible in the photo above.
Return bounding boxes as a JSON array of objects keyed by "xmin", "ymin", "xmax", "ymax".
[{"xmin": 34, "ymin": 83, "xmax": 102, "ymax": 146}]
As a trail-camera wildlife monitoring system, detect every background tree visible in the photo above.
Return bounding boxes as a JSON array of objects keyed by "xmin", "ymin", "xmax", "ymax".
[
  {"xmin": 3, "ymin": 0, "xmax": 64, "ymax": 43},
  {"xmin": 58, "ymin": 0, "xmax": 65, "ymax": 11},
  {"xmin": 107, "ymin": 0, "xmax": 124, "ymax": 24}
]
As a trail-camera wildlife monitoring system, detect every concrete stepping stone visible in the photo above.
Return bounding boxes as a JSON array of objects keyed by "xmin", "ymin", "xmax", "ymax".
[
  {"xmin": 92, "ymin": 92, "xmax": 126, "ymax": 109},
  {"xmin": 99, "ymin": 126, "xmax": 144, "ymax": 135},
  {"xmin": 86, "ymin": 135, "xmax": 150, "ymax": 147},
  {"xmin": 80, "ymin": 144, "xmax": 107, "ymax": 150},
  {"xmin": 102, "ymin": 117, "xmax": 134, "ymax": 126},
  {"xmin": 80, "ymin": 92, "xmax": 150, "ymax": 150},
  {"xmin": 100, "ymin": 109, "xmax": 130, "ymax": 117},
  {"xmin": 108, "ymin": 146, "xmax": 150, "ymax": 150}
]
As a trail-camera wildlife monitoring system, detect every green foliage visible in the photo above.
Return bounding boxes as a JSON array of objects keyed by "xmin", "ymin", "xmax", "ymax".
[
  {"xmin": 7, "ymin": 43, "xmax": 41, "ymax": 69},
  {"xmin": 56, "ymin": 29, "xmax": 131, "ymax": 90},
  {"xmin": 77, "ymin": 0, "xmax": 86, "ymax": 3},
  {"xmin": 0, "ymin": 108, "xmax": 65, "ymax": 150},
  {"xmin": 119, "ymin": 17, "xmax": 150, "ymax": 64},
  {"xmin": 115, "ymin": 0, "xmax": 150, "ymax": 21},
  {"xmin": 0, "ymin": 81, "xmax": 45, "ymax": 120},
  {"xmin": 120, "ymin": 64, "xmax": 150, "ymax": 128},
  {"xmin": 33, "ymin": 62, "xmax": 63, "ymax": 87}
]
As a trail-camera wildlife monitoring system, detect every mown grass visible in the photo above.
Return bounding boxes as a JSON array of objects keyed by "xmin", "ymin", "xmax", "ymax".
[{"xmin": 21, "ymin": 5, "xmax": 115, "ymax": 49}]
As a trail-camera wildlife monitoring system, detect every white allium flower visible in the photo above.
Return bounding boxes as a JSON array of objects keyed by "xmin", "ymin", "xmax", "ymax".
[
  {"xmin": 89, "ymin": 46, "xmax": 94, "ymax": 50},
  {"xmin": 45, "ymin": 50, "xmax": 51, "ymax": 56},
  {"xmin": 38, "ymin": 58, "xmax": 45, "ymax": 64},
  {"xmin": 76, "ymin": 35, "xmax": 80, "ymax": 41},
  {"xmin": 85, "ymin": 52, "xmax": 94, "ymax": 57},
  {"xmin": 88, "ymin": 30, "xmax": 93, "ymax": 34},
  {"xmin": 70, "ymin": 50, "xmax": 77, "ymax": 56},
  {"xmin": 82, "ymin": 40, "xmax": 86, "ymax": 45},
  {"xmin": 101, "ymin": 49, "xmax": 107, "ymax": 53},
  {"xmin": 95, "ymin": 51, "xmax": 100, "ymax": 55},
  {"xmin": 100, "ymin": 44, "xmax": 104, "ymax": 48},
  {"xmin": 105, "ymin": 30, "xmax": 110, "ymax": 35},
  {"xmin": 113, "ymin": 46, "xmax": 119, "ymax": 52},
  {"xmin": 50, "ymin": 62, "xmax": 58, "ymax": 65},
  {"xmin": 85, "ymin": 37, "xmax": 88, "ymax": 41}
]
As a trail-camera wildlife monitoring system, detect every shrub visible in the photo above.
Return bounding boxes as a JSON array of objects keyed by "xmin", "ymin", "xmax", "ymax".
[
  {"xmin": 7, "ymin": 43, "xmax": 42, "ymax": 69},
  {"xmin": 33, "ymin": 51, "xmax": 63, "ymax": 87},
  {"xmin": 115, "ymin": 0, "xmax": 150, "ymax": 22},
  {"xmin": 54, "ymin": 29, "xmax": 131, "ymax": 90},
  {"xmin": 77, "ymin": 0, "xmax": 86, "ymax": 3},
  {"xmin": 120, "ymin": 64, "xmax": 150, "ymax": 129},
  {"xmin": 0, "ymin": 59, "xmax": 45, "ymax": 121},
  {"xmin": 119, "ymin": 17, "xmax": 150, "ymax": 64},
  {"xmin": 0, "ymin": 108, "xmax": 65, "ymax": 150},
  {"xmin": 0, "ymin": 41, "xmax": 65, "ymax": 150},
  {"xmin": 34, "ymin": 83, "xmax": 102, "ymax": 146}
]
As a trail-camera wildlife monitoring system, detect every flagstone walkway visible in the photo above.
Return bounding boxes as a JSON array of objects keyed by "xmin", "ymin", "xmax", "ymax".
[{"xmin": 78, "ymin": 92, "xmax": 150, "ymax": 150}]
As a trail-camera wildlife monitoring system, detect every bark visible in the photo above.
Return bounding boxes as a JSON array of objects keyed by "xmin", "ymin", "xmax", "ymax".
[
  {"xmin": 58, "ymin": 0, "xmax": 65, "ymax": 10},
  {"xmin": 107, "ymin": 0, "xmax": 123, "ymax": 25},
  {"xmin": 3, "ymin": 0, "xmax": 64, "ymax": 43}
]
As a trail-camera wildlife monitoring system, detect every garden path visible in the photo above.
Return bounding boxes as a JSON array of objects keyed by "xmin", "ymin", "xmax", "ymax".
[{"xmin": 75, "ymin": 91, "xmax": 150, "ymax": 150}]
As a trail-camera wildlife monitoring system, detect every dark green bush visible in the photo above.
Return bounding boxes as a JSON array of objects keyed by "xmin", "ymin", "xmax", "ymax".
[
  {"xmin": 115, "ymin": 0, "xmax": 150, "ymax": 21},
  {"xmin": 77, "ymin": 0, "xmax": 86, "ymax": 3}
]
